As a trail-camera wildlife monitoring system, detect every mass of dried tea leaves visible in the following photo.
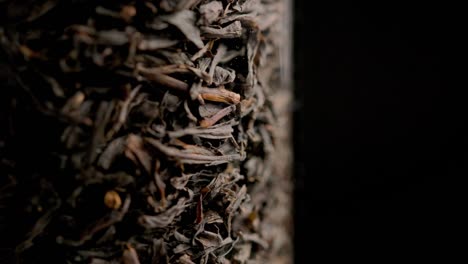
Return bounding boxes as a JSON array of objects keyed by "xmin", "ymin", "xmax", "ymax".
[{"xmin": 0, "ymin": 0, "xmax": 292, "ymax": 263}]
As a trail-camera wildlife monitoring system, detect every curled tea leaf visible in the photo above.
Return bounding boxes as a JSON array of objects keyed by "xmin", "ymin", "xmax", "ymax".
[
  {"xmin": 161, "ymin": 10, "xmax": 204, "ymax": 48},
  {"xmin": 123, "ymin": 245, "xmax": 141, "ymax": 264},
  {"xmin": 138, "ymin": 37, "xmax": 178, "ymax": 50},
  {"xmin": 201, "ymin": 21, "xmax": 243, "ymax": 39},
  {"xmin": 199, "ymin": 1, "xmax": 224, "ymax": 24}
]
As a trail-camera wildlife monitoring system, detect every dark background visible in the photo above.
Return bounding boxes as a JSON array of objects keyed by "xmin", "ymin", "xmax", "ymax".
[{"xmin": 293, "ymin": 2, "xmax": 462, "ymax": 261}]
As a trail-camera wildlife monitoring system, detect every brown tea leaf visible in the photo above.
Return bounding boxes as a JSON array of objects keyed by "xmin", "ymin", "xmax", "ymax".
[
  {"xmin": 138, "ymin": 67, "xmax": 189, "ymax": 91},
  {"xmin": 199, "ymin": 87, "xmax": 240, "ymax": 104},
  {"xmin": 211, "ymin": 66, "xmax": 236, "ymax": 86},
  {"xmin": 139, "ymin": 198, "xmax": 187, "ymax": 229},
  {"xmin": 200, "ymin": 105, "xmax": 236, "ymax": 128},
  {"xmin": 241, "ymin": 233, "xmax": 268, "ymax": 249},
  {"xmin": 178, "ymin": 254, "xmax": 196, "ymax": 264},
  {"xmin": 126, "ymin": 134, "xmax": 152, "ymax": 174},
  {"xmin": 138, "ymin": 38, "xmax": 179, "ymax": 51},
  {"xmin": 152, "ymin": 239, "xmax": 169, "ymax": 264},
  {"xmin": 25, "ymin": 0, "xmax": 60, "ymax": 22},
  {"xmin": 123, "ymin": 245, "xmax": 141, "ymax": 264},
  {"xmin": 201, "ymin": 21, "xmax": 243, "ymax": 39},
  {"xmin": 199, "ymin": 103, "xmax": 224, "ymax": 118},
  {"xmin": 145, "ymin": 137, "xmax": 243, "ymax": 165},
  {"xmin": 199, "ymin": 1, "xmax": 224, "ymax": 24},
  {"xmin": 160, "ymin": 0, "xmax": 201, "ymax": 12},
  {"xmin": 168, "ymin": 124, "xmax": 234, "ymax": 139},
  {"xmin": 161, "ymin": 10, "xmax": 204, "ymax": 48},
  {"xmin": 195, "ymin": 230, "xmax": 223, "ymax": 250},
  {"xmin": 232, "ymin": 0, "xmax": 260, "ymax": 13},
  {"xmin": 96, "ymin": 30, "xmax": 129, "ymax": 46},
  {"xmin": 98, "ymin": 137, "xmax": 125, "ymax": 169}
]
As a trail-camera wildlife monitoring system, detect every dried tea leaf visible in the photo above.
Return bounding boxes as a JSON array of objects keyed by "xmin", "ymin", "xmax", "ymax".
[
  {"xmin": 161, "ymin": 10, "xmax": 204, "ymax": 48},
  {"xmin": 233, "ymin": 244, "xmax": 252, "ymax": 263},
  {"xmin": 218, "ymin": 13, "xmax": 255, "ymax": 25},
  {"xmin": 107, "ymin": 85, "xmax": 141, "ymax": 139},
  {"xmin": 159, "ymin": 50, "xmax": 195, "ymax": 66},
  {"xmin": 241, "ymin": 233, "xmax": 268, "ymax": 249},
  {"xmin": 199, "ymin": 105, "xmax": 236, "ymax": 128},
  {"xmin": 168, "ymin": 124, "xmax": 234, "ymax": 139},
  {"xmin": 178, "ymin": 254, "xmax": 196, "ymax": 264},
  {"xmin": 16, "ymin": 189, "xmax": 60, "ymax": 252},
  {"xmin": 199, "ymin": 103, "xmax": 224, "ymax": 118},
  {"xmin": 161, "ymin": 92, "xmax": 182, "ymax": 113},
  {"xmin": 160, "ymin": 0, "xmax": 201, "ymax": 12},
  {"xmin": 199, "ymin": 1, "xmax": 224, "ymax": 24},
  {"xmin": 126, "ymin": 134, "xmax": 152, "ymax": 174},
  {"xmin": 145, "ymin": 137, "xmax": 243, "ymax": 165},
  {"xmin": 138, "ymin": 68, "xmax": 189, "ymax": 91},
  {"xmin": 207, "ymin": 45, "xmax": 227, "ymax": 85},
  {"xmin": 123, "ymin": 246, "xmax": 141, "ymax": 264},
  {"xmin": 201, "ymin": 21, "xmax": 243, "ymax": 39},
  {"xmin": 232, "ymin": 0, "xmax": 260, "ymax": 13},
  {"xmin": 245, "ymin": 30, "xmax": 261, "ymax": 96},
  {"xmin": 170, "ymin": 173, "xmax": 192, "ymax": 190},
  {"xmin": 96, "ymin": 30, "xmax": 129, "ymax": 46},
  {"xmin": 138, "ymin": 38, "xmax": 179, "ymax": 50},
  {"xmin": 152, "ymin": 239, "xmax": 169, "ymax": 264},
  {"xmin": 61, "ymin": 91, "xmax": 85, "ymax": 113},
  {"xmin": 197, "ymin": 57, "xmax": 212, "ymax": 72},
  {"xmin": 173, "ymin": 244, "xmax": 191, "ymax": 254},
  {"xmin": 174, "ymin": 230, "xmax": 191, "ymax": 243},
  {"xmin": 24, "ymin": 0, "xmax": 60, "ymax": 22},
  {"xmin": 199, "ymin": 87, "xmax": 240, "ymax": 104},
  {"xmin": 217, "ymin": 139, "xmax": 240, "ymax": 156},
  {"xmin": 154, "ymin": 160, "xmax": 167, "ymax": 207},
  {"xmin": 226, "ymin": 185, "xmax": 247, "ymax": 233},
  {"xmin": 211, "ymin": 66, "xmax": 236, "ymax": 86},
  {"xmin": 204, "ymin": 210, "xmax": 223, "ymax": 224},
  {"xmin": 90, "ymin": 258, "xmax": 112, "ymax": 264},
  {"xmin": 138, "ymin": 198, "xmax": 187, "ymax": 229},
  {"xmin": 98, "ymin": 137, "xmax": 126, "ymax": 169},
  {"xmin": 147, "ymin": 19, "xmax": 170, "ymax": 30},
  {"xmin": 195, "ymin": 230, "xmax": 232, "ymax": 251}
]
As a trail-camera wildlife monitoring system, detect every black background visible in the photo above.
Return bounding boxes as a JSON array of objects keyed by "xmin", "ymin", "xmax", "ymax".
[{"xmin": 293, "ymin": 2, "xmax": 462, "ymax": 261}]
